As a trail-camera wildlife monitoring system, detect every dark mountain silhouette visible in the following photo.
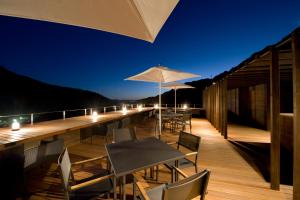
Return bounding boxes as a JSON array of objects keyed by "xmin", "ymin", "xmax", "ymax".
[
  {"xmin": 137, "ymin": 78, "xmax": 212, "ymax": 106},
  {"xmin": 0, "ymin": 66, "xmax": 114, "ymax": 115}
]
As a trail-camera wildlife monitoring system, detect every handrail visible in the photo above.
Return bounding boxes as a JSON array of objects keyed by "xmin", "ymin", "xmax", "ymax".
[{"xmin": 0, "ymin": 103, "xmax": 202, "ymax": 127}]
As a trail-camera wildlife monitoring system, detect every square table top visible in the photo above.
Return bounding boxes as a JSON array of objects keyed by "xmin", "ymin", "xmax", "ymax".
[{"xmin": 105, "ymin": 137, "xmax": 185, "ymax": 177}]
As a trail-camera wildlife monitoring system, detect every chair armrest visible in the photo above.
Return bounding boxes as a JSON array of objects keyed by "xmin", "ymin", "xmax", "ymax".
[
  {"xmin": 70, "ymin": 173, "xmax": 114, "ymax": 191},
  {"xmin": 133, "ymin": 174, "xmax": 150, "ymax": 200},
  {"xmin": 166, "ymin": 141, "xmax": 177, "ymax": 145},
  {"xmin": 173, "ymin": 167, "xmax": 188, "ymax": 178},
  {"xmin": 185, "ymin": 152, "xmax": 197, "ymax": 157},
  {"xmin": 72, "ymin": 155, "xmax": 107, "ymax": 166}
]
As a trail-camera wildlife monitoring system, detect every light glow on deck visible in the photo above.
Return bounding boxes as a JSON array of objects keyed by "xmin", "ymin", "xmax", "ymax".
[
  {"xmin": 122, "ymin": 106, "xmax": 128, "ymax": 115},
  {"xmin": 137, "ymin": 105, "xmax": 143, "ymax": 111},
  {"xmin": 11, "ymin": 119, "xmax": 20, "ymax": 131}
]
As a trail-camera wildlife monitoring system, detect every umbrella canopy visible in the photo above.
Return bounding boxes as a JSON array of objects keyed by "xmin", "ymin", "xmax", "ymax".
[
  {"xmin": 126, "ymin": 66, "xmax": 199, "ymax": 82},
  {"xmin": 125, "ymin": 66, "xmax": 199, "ymax": 137},
  {"xmin": 161, "ymin": 82, "xmax": 195, "ymax": 113},
  {"xmin": 0, "ymin": 0, "xmax": 179, "ymax": 43}
]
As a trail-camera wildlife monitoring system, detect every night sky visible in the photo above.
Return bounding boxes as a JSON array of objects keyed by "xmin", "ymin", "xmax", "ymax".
[{"xmin": 0, "ymin": 0, "xmax": 300, "ymax": 100}]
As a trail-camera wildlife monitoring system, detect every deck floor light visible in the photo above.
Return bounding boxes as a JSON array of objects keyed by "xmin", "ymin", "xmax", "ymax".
[
  {"xmin": 11, "ymin": 119, "xmax": 20, "ymax": 131},
  {"xmin": 183, "ymin": 104, "xmax": 188, "ymax": 109}
]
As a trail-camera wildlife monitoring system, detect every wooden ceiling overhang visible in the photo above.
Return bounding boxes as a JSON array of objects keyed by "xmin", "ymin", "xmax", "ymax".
[{"xmin": 211, "ymin": 27, "xmax": 300, "ymax": 90}]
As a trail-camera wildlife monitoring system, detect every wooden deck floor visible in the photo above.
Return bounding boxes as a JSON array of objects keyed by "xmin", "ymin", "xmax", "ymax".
[
  {"xmin": 227, "ymin": 123, "xmax": 270, "ymax": 143},
  {"xmin": 26, "ymin": 118, "xmax": 292, "ymax": 200}
]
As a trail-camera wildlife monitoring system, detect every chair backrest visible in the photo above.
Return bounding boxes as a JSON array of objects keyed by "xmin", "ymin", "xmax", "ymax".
[
  {"xmin": 178, "ymin": 131, "xmax": 201, "ymax": 153},
  {"xmin": 182, "ymin": 113, "xmax": 192, "ymax": 122},
  {"xmin": 113, "ymin": 127, "xmax": 137, "ymax": 143},
  {"xmin": 106, "ymin": 121, "xmax": 119, "ymax": 136},
  {"xmin": 58, "ymin": 148, "xmax": 72, "ymax": 191},
  {"xmin": 121, "ymin": 117, "xmax": 131, "ymax": 128},
  {"xmin": 163, "ymin": 169, "xmax": 210, "ymax": 200}
]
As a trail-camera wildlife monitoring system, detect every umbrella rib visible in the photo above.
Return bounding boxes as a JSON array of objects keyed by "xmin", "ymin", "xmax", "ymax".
[{"xmin": 127, "ymin": 0, "xmax": 154, "ymax": 42}]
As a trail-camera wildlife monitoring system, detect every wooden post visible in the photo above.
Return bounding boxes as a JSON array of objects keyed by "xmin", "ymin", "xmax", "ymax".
[
  {"xmin": 270, "ymin": 48, "xmax": 280, "ymax": 190},
  {"xmin": 223, "ymin": 79, "xmax": 228, "ymax": 139},
  {"xmin": 292, "ymin": 32, "xmax": 300, "ymax": 200},
  {"xmin": 220, "ymin": 81, "xmax": 224, "ymax": 135}
]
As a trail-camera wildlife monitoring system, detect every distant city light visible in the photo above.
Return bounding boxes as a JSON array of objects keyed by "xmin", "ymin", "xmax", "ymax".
[{"xmin": 11, "ymin": 119, "xmax": 20, "ymax": 131}]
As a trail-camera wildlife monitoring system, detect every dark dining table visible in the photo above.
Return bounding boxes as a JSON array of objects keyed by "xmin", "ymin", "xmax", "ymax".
[{"xmin": 105, "ymin": 137, "xmax": 185, "ymax": 200}]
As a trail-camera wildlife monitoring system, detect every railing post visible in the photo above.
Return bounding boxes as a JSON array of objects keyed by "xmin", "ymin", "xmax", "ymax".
[
  {"xmin": 30, "ymin": 113, "xmax": 34, "ymax": 125},
  {"xmin": 63, "ymin": 111, "xmax": 66, "ymax": 120},
  {"xmin": 104, "ymin": 107, "xmax": 106, "ymax": 113},
  {"xmin": 166, "ymin": 104, "xmax": 167, "ymax": 108},
  {"xmin": 84, "ymin": 109, "xmax": 87, "ymax": 116},
  {"xmin": 90, "ymin": 108, "xmax": 93, "ymax": 115},
  {"xmin": 194, "ymin": 104, "xmax": 196, "ymax": 108},
  {"xmin": 131, "ymin": 104, "xmax": 133, "ymax": 109},
  {"xmin": 114, "ymin": 106, "xmax": 117, "ymax": 112}
]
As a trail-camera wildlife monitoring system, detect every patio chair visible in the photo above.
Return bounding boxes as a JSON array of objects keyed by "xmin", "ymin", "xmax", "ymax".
[
  {"xmin": 121, "ymin": 117, "xmax": 131, "ymax": 128},
  {"xmin": 57, "ymin": 148, "xmax": 114, "ymax": 200},
  {"xmin": 104, "ymin": 121, "xmax": 120, "ymax": 143},
  {"xmin": 165, "ymin": 131, "xmax": 201, "ymax": 182},
  {"xmin": 155, "ymin": 114, "xmax": 172, "ymax": 133},
  {"xmin": 134, "ymin": 167, "xmax": 210, "ymax": 200},
  {"xmin": 112, "ymin": 127, "xmax": 137, "ymax": 143},
  {"xmin": 175, "ymin": 113, "xmax": 192, "ymax": 132}
]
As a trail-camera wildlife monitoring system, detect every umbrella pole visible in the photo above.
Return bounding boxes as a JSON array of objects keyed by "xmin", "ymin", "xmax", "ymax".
[
  {"xmin": 159, "ymin": 82, "xmax": 162, "ymax": 139},
  {"xmin": 175, "ymin": 88, "xmax": 177, "ymax": 113}
]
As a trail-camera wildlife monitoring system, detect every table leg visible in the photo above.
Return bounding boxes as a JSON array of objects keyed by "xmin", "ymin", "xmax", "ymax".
[
  {"xmin": 133, "ymin": 176, "xmax": 136, "ymax": 200},
  {"xmin": 113, "ymin": 176, "xmax": 117, "ymax": 200},
  {"xmin": 122, "ymin": 176, "xmax": 126, "ymax": 200},
  {"xmin": 175, "ymin": 160, "xmax": 179, "ymax": 182}
]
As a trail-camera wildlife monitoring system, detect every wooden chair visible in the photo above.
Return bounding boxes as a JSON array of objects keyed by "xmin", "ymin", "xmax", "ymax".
[
  {"xmin": 121, "ymin": 117, "xmax": 131, "ymax": 128},
  {"xmin": 165, "ymin": 131, "xmax": 201, "ymax": 182},
  {"xmin": 176, "ymin": 113, "xmax": 192, "ymax": 132},
  {"xmin": 134, "ymin": 168, "xmax": 210, "ymax": 200},
  {"xmin": 57, "ymin": 148, "xmax": 114, "ymax": 200},
  {"xmin": 105, "ymin": 121, "xmax": 119, "ymax": 143},
  {"xmin": 112, "ymin": 127, "xmax": 137, "ymax": 143}
]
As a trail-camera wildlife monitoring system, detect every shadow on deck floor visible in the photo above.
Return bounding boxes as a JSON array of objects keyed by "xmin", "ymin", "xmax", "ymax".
[{"xmin": 228, "ymin": 140, "xmax": 293, "ymax": 185}]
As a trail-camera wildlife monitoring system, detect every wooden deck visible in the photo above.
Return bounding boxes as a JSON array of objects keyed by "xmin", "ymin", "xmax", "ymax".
[
  {"xmin": 227, "ymin": 123, "xmax": 270, "ymax": 143},
  {"xmin": 26, "ymin": 118, "xmax": 292, "ymax": 200}
]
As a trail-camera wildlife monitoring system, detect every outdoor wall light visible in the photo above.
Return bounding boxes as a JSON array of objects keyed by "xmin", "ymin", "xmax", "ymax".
[
  {"xmin": 11, "ymin": 119, "xmax": 20, "ymax": 131},
  {"xmin": 183, "ymin": 104, "xmax": 188, "ymax": 109},
  {"xmin": 122, "ymin": 107, "xmax": 128, "ymax": 115},
  {"xmin": 138, "ymin": 105, "xmax": 143, "ymax": 111},
  {"xmin": 154, "ymin": 104, "xmax": 159, "ymax": 109}
]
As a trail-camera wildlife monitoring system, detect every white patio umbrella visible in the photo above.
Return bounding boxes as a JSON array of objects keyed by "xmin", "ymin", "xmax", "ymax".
[
  {"xmin": 161, "ymin": 82, "xmax": 195, "ymax": 113},
  {"xmin": 0, "ymin": 0, "xmax": 179, "ymax": 43},
  {"xmin": 125, "ymin": 66, "xmax": 199, "ymax": 137}
]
